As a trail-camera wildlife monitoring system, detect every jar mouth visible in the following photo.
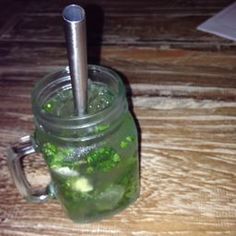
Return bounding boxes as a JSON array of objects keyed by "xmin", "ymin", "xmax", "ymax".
[{"xmin": 32, "ymin": 65, "xmax": 127, "ymax": 141}]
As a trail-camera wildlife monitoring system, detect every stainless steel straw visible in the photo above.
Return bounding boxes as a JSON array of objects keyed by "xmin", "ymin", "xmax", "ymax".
[{"xmin": 63, "ymin": 4, "xmax": 88, "ymax": 116}]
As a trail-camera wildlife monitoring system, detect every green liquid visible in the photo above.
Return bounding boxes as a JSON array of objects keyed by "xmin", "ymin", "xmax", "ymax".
[
  {"xmin": 42, "ymin": 82, "xmax": 115, "ymax": 117},
  {"xmin": 38, "ymin": 82, "xmax": 139, "ymax": 222}
]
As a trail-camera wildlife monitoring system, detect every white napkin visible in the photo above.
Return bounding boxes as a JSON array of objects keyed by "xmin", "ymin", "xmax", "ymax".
[{"xmin": 197, "ymin": 1, "xmax": 236, "ymax": 41}]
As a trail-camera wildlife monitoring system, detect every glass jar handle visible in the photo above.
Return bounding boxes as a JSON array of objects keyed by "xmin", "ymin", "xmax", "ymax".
[{"xmin": 7, "ymin": 135, "xmax": 50, "ymax": 203}]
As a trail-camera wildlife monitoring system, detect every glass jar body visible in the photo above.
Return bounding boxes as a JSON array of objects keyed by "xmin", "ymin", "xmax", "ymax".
[
  {"xmin": 35, "ymin": 111, "xmax": 139, "ymax": 222},
  {"xmin": 32, "ymin": 65, "xmax": 139, "ymax": 222}
]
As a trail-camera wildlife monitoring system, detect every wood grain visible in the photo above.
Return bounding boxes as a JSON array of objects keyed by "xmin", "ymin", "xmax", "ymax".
[
  {"xmin": 0, "ymin": 0, "xmax": 235, "ymax": 49},
  {"xmin": 0, "ymin": 44, "xmax": 235, "ymax": 100},
  {"xmin": 24, "ymin": 0, "xmax": 235, "ymax": 14},
  {"xmin": 0, "ymin": 99, "xmax": 236, "ymax": 236},
  {"xmin": 0, "ymin": 0, "xmax": 236, "ymax": 235}
]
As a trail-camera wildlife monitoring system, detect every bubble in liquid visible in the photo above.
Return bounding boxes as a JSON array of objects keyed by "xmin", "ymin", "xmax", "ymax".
[
  {"xmin": 42, "ymin": 82, "xmax": 115, "ymax": 117},
  {"xmin": 87, "ymin": 83, "xmax": 114, "ymax": 114}
]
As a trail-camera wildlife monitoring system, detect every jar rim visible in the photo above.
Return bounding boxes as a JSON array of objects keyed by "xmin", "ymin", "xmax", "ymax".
[
  {"xmin": 32, "ymin": 65, "xmax": 126, "ymax": 124},
  {"xmin": 31, "ymin": 65, "xmax": 128, "ymax": 142}
]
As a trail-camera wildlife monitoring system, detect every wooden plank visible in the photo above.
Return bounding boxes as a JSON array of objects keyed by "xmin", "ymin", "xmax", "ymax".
[
  {"xmin": 24, "ymin": 0, "xmax": 235, "ymax": 14},
  {"xmin": 0, "ymin": 99, "xmax": 236, "ymax": 235},
  {"xmin": 0, "ymin": 44, "xmax": 235, "ymax": 101},
  {"xmin": 0, "ymin": 1, "xmax": 235, "ymax": 235},
  {"xmin": 0, "ymin": 12, "xmax": 235, "ymax": 48},
  {"xmin": 0, "ymin": 0, "xmax": 28, "ymax": 28}
]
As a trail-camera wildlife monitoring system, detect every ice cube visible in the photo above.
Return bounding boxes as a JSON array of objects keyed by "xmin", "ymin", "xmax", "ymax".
[
  {"xmin": 52, "ymin": 167, "xmax": 79, "ymax": 177},
  {"xmin": 95, "ymin": 185, "xmax": 125, "ymax": 210},
  {"xmin": 72, "ymin": 177, "xmax": 93, "ymax": 192}
]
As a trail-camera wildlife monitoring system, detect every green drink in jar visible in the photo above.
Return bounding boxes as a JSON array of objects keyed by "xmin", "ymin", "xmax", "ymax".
[{"xmin": 8, "ymin": 65, "xmax": 140, "ymax": 223}]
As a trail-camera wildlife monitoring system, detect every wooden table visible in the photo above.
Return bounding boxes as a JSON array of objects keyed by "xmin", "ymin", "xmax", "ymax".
[{"xmin": 0, "ymin": 0, "xmax": 236, "ymax": 235}]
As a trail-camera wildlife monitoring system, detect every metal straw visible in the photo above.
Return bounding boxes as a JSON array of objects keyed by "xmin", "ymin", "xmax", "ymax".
[{"xmin": 63, "ymin": 4, "xmax": 88, "ymax": 116}]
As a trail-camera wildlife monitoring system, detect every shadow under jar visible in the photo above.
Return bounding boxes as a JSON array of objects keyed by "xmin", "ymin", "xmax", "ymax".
[{"xmin": 8, "ymin": 65, "xmax": 140, "ymax": 223}]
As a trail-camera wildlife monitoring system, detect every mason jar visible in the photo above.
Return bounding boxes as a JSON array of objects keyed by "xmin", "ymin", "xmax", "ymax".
[{"xmin": 8, "ymin": 65, "xmax": 140, "ymax": 223}]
